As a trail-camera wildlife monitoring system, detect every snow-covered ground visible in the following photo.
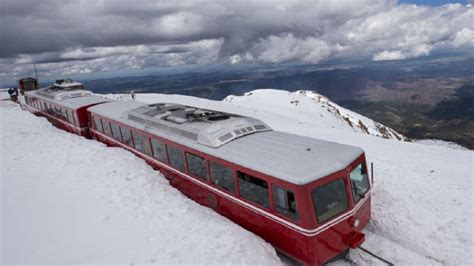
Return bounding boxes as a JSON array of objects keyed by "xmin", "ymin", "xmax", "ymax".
[
  {"xmin": 1, "ymin": 89, "xmax": 473, "ymax": 265},
  {"xmin": 0, "ymin": 95, "xmax": 280, "ymax": 264}
]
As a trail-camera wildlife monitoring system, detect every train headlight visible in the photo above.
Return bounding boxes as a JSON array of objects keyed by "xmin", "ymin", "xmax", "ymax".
[{"xmin": 349, "ymin": 217, "xmax": 360, "ymax": 228}]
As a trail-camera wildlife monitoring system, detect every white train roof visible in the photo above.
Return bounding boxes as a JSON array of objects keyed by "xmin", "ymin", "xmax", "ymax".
[
  {"xmin": 89, "ymin": 101, "xmax": 364, "ymax": 185},
  {"xmin": 26, "ymin": 89, "xmax": 108, "ymax": 109},
  {"xmin": 126, "ymin": 103, "xmax": 271, "ymax": 148}
]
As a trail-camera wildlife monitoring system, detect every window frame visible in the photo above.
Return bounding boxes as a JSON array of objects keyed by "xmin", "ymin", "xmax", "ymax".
[
  {"xmin": 110, "ymin": 122, "xmax": 123, "ymax": 142},
  {"xmin": 185, "ymin": 152, "xmax": 209, "ymax": 181},
  {"xmin": 93, "ymin": 116, "xmax": 103, "ymax": 132},
  {"xmin": 131, "ymin": 130, "xmax": 149, "ymax": 155},
  {"xmin": 167, "ymin": 144, "xmax": 185, "ymax": 172},
  {"xmin": 349, "ymin": 163, "xmax": 369, "ymax": 204},
  {"xmin": 272, "ymin": 185, "xmax": 300, "ymax": 221},
  {"xmin": 209, "ymin": 160, "xmax": 236, "ymax": 194},
  {"xmin": 236, "ymin": 171, "xmax": 270, "ymax": 209},
  {"xmin": 150, "ymin": 138, "xmax": 168, "ymax": 163},
  {"xmin": 120, "ymin": 126, "xmax": 134, "ymax": 147},
  {"xmin": 102, "ymin": 119, "xmax": 113, "ymax": 137},
  {"xmin": 311, "ymin": 177, "xmax": 350, "ymax": 224}
]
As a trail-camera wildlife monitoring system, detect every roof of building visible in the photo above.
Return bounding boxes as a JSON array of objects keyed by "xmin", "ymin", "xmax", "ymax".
[{"xmin": 88, "ymin": 101, "xmax": 364, "ymax": 185}]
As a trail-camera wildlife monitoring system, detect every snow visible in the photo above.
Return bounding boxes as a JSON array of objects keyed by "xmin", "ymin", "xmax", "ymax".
[
  {"xmin": 2, "ymin": 88, "xmax": 473, "ymax": 265},
  {"xmin": 0, "ymin": 99, "xmax": 280, "ymax": 264}
]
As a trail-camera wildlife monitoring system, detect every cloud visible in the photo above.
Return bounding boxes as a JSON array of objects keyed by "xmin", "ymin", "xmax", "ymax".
[{"xmin": 0, "ymin": 0, "xmax": 472, "ymax": 83}]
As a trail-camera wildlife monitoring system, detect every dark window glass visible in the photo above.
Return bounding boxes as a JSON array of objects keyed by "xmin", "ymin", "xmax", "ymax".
[
  {"xmin": 132, "ymin": 132, "xmax": 147, "ymax": 153},
  {"xmin": 168, "ymin": 145, "xmax": 185, "ymax": 171},
  {"xmin": 61, "ymin": 109, "xmax": 68, "ymax": 121},
  {"xmin": 150, "ymin": 139, "xmax": 167, "ymax": 162},
  {"xmin": 312, "ymin": 178, "xmax": 349, "ymax": 224},
  {"xmin": 237, "ymin": 172, "xmax": 269, "ymax": 208},
  {"xmin": 54, "ymin": 106, "xmax": 60, "ymax": 118},
  {"xmin": 110, "ymin": 123, "xmax": 122, "ymax": 142},
  {"xmin": 93, "ymin": 116, "xmax": 103, "ymax": 132},
  {"xmin": 273, "ymin": 185, "xmax": 299, "ymax": 220},
  {"xmin": 68, "ymin": 110, "xmax": 75, "ymax": 125},
  {"xmin": 103, "ymin": 120, "xmax": 112, "ymax": 136},
  {"xmin": 121, "ymin": 127, "xmax": 133, "ymax": 147},
  {"xmin": 349, "ymin": 164, "xmax": 369, "ymax": 203},
  {"xmin": 209, "ymin": 161, "xmax": 235, "ymax": 193},
  {"xmin": 186, "ymin": 153, "xmax": 208, "ymax": 181}
]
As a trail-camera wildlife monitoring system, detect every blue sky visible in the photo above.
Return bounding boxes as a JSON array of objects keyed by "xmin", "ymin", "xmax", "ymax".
[{"xmin": 399, "ymin": 0, "xmax": 469, "ymax": 5}]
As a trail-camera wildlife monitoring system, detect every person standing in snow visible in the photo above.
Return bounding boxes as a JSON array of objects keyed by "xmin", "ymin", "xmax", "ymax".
[
  {"xmin": 8, "ymin": 87, "xmax": 18, "ymax": 102},
  {"xmin": 131, "ymin": 90, "xmax": 135, "ymax": 101}
]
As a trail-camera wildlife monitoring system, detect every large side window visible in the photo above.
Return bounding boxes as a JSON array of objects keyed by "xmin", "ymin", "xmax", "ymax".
[
  {"xmin": 68, "ymin": 110, "xmax": 76, "ymax": 125},
  {"xmin": 150, "ymin": 139, "xmax": 167, "ymax": 163},
  {"xmin": 61, "ymin": 108, "xmax": 68, "ymax": 122},
  {"xmin": 167, "ymin": 145, "xmax": 185, "ymax": 171},
  {"xmin": 312, "ymin": 178, "xmax": 349, "ymax": 224},
  {"xmin": 103, "ymin": 120, "xmax": 112, "ymax": 136},
  {"xmin": 237, "ymin": 172, "xmax": 269, "ymax": 208},
  {"xmin": 132, "ymin": 131, "xmax": 147, "ymax": 154},
  {"xmin": 121, "ymin": 127, "xmax": 133, "ymax": 147},
  {"xmin": 110, "ymin": 123, "xmax": 122, "ymax": 142},
  {"xmin": 273, "ymin": 185, "xmax": 299, "ymax": 220},
  {"xmin": 93, "ymin": 116, "xmax": 103, "ymax": 132},
  {"xmin": 349, "ymin": 164, "xmax": 369, "ymax": 203},
  {"xmin": 209, "ymin": 161, "xmax": 235, "ymax": 193},
  {"xmin": 186, "ymin": 153, "xmax": 208, "ymax": 181}
]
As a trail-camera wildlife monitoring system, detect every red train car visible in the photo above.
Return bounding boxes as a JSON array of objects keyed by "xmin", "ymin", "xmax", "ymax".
[
  {"xmin": 24, "ymin": 80, "xmax": 109, "ymax": 137},
  {"xmin": 87, "ymin": 101, "xmax": 371, "ymax": 265}
]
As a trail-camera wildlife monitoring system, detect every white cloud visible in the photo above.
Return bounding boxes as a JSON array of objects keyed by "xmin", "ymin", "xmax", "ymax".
[
  {"xmin": 373, "ymin": 50, "xmax": 407, "ymax": 61},
  {"xmin": 0, "ymin": 0, "xmax": 472, "ymax": 82}
]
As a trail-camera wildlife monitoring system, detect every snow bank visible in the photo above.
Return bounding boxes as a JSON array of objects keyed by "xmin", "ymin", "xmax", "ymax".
[{"xmin": 0, "ymin": 103, "xmax": 281, "ymax": 264}]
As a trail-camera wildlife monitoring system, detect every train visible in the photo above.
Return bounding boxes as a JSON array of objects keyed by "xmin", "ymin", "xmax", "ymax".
[{"xmin": 23, "ymin": 81, "xmax": 371, "ymax": 265}]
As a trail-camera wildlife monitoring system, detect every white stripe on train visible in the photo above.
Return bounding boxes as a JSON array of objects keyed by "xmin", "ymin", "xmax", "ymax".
[{"xmin": 91, "ymin": 129, "xmax": 370, "ymax": 237}]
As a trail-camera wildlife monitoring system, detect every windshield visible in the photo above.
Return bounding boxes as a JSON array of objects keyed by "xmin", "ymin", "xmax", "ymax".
[
  {"xmin": 349, "ymin": 163, "xmax": 369, "ymax": 203},
  {"xmin": 312, "ymin": 178, "xmax": 349, "ymax": 224}
]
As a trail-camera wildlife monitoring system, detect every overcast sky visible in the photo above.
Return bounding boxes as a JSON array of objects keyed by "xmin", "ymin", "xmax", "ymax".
[{"xmin": 0, "ymin": 0, "xmax": 472, "ymax": 85}]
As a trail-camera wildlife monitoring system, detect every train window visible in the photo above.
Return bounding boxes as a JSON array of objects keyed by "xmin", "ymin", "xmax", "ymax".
[
  {"xmin": 68, "ymin": 110, "xmax": 76, "ymax": 125},
  {"xmin": 121, "ymin": 127, "xmax": 134, "ymax": 147},
  {"xmin": 61, "ymin": 109, "xmax": 68, "ymax": 121},
  {"xmin": 54, "ymin": 106, "xmax": 61, "ymax": 118},
  {"xmin": 349, "ymin": 164, "xmax": 369, "ymax": 203},
  {"xmin": 132, "ymin": 131, "xmax": 147, "ymax": 154},
  {"xmin": 237, "ymin": 172, "xmax": 269, "ymax": 208},
  {"xmin": 168, "ymin": 145, "xmax": 185, "ymax": 171},
  {"xmin": 312, "ymin": 178, "xmax": 349, "ymax": 224},
  {"xmin": 93, "ymin": 116, "xmax": 103, "ymax": 132},
  {"xmin": 103, "ymin": 120, "xmax": 112, "ymax": 137},
  {"xmin": 150, "ymin": 139, "xmax": 167, "ymax": 163},
  {"xmin": 186, "ymin": 153, "xmax": 208, "ymax": 181},
  {"xmin": 209, "ymin": 161, "xmax": 235, "ymax": 193},
  {"xmin": 273, "ymin": 185, "xmax": 299, "ymax": 220},
  {"xmin": 110, "ymin": 123, "xmax": 122, "ymax": 142}
]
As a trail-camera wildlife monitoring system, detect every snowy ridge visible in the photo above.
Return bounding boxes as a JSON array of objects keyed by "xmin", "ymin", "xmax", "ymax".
[
  {"xmin": 225, "ymin": 89, "xmax": 405, "ymax": 141},
  {"xmin": 297, "ymin": 90, "xmax": 405, "ymax": 140}
]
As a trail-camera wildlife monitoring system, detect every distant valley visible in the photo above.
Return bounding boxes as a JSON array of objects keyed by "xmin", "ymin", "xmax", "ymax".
[{"xmin": 82, "ymin": 55, "xmax": 473, "ymax": 149}]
